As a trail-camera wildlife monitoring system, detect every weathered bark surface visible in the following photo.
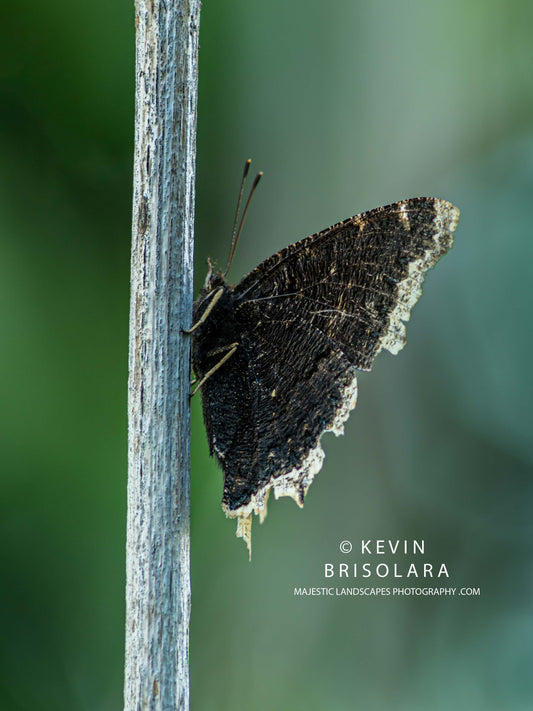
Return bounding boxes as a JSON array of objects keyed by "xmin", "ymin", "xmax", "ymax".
[{"xmin": 125, "ymin": 0, "xmax": 200, "ymax": 709}]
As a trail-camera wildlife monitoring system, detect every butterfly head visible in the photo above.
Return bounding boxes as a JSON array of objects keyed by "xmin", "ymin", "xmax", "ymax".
[{"xmin": 203, "ymin": 258, "xmax": 226, "ymax": 293}]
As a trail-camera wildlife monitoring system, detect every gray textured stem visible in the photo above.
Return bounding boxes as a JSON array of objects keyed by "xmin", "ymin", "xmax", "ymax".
[{"xmin": 124, "ymin": 0, "xmax": 200, "ymax": 709}]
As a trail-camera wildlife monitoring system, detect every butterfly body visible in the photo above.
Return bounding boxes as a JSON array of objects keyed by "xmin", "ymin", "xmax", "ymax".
[
  {"xmin": 192, "ymin": 280, "xmax": 237, "ymax": 359},
  {"xmin": 191, "ymin": 197, "xmax": 460, "ymax": 555}
]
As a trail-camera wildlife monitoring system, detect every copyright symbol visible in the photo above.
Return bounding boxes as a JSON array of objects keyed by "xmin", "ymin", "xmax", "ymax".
[{"xmin": 340, "ymin": 540, "xmax": 352, "ymax": 554}]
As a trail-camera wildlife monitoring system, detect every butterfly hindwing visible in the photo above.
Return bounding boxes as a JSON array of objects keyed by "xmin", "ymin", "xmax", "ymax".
[{"xmin": 224, "ymin": 315, "xmax": 355, "ymax": 505}]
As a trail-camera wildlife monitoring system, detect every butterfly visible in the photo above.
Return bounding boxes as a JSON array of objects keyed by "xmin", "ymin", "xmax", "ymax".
[{"xmin": 187, "ymin": 160, "xmax": 459, "ymax": 557}]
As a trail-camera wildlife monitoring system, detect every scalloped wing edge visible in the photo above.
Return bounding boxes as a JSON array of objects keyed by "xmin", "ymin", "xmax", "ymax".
[{"xmin": 376, "ymin": 199, "xmax": 459, "ymax": 357}]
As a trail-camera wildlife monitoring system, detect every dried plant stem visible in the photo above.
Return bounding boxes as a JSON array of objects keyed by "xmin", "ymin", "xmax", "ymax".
[{"xmin": 124, "ymin": 0, "xmax": 200, "ymax": 709}]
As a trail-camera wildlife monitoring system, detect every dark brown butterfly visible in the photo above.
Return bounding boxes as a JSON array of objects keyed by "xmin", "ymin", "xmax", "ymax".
[{"xmin": 188, "ymin": 161, "xmax": 459, "ymax": 556}]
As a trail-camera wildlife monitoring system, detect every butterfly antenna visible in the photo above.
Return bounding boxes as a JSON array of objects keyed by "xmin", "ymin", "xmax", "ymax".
[
  {"xmin": 224, "ymin": 169, "xmax": 263, "ymax": 277},
  {"xmin": 224, "ymin": 159, "xmax": 251, "ymax": 276}
]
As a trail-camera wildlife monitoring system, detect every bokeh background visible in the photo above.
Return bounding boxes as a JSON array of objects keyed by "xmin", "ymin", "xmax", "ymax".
[{"xmin": 1, "ymin": 0, "xmax": 533, "ymax": 709}]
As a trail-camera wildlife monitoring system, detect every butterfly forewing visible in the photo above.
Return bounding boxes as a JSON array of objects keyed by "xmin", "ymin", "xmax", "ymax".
[{"xmin": 234, "ymin": 198, "xmax": 457, "ymax": 369}]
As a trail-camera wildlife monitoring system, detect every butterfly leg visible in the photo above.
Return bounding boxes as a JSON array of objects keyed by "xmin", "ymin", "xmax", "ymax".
[
  {"xmin": 182, "ymin": 286, "xmax": 224, "ymax": 334},
  {"xmin": 190, "ymin": 342, "xmax": 239, "ymax": 397}
]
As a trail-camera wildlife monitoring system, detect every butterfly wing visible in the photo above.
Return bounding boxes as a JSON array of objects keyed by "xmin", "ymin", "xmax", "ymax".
[
  {"xmin": 204, "ymin": 198, "xmax": 459, "ymax": 554},
  {"xmin": 234, "ymin": 197, "xmax": 459, "ymax": 368}
]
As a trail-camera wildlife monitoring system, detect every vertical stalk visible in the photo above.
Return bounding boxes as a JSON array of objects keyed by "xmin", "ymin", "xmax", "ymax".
[{"xmin": 125, "ymin": 0, "xmax": 200, "ymax": 709}]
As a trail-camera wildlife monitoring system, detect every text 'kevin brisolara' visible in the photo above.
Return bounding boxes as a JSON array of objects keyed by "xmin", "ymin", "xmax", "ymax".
[{"xmin": 293, "ymin": 587, "xmax": 481, "ymax": 597}]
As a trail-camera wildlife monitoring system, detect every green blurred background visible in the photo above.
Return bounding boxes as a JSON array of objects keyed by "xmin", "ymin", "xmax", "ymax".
[{"xmin": 1, "ymin": 0, "xmax": 533, "ymax": 709}]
